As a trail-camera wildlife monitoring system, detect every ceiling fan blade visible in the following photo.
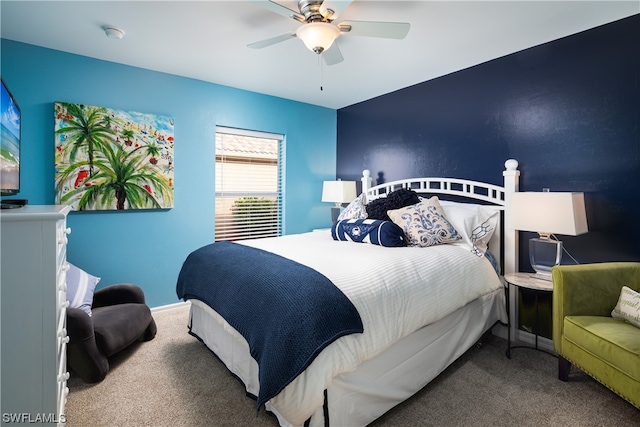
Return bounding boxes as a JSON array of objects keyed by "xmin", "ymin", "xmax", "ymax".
[
  {"xmin": 320, "ymin": 0, "xmax": 353, "ymax": 21},
  {"xmin": 251, "ymin": 0, "xmax": 305, "ymax": 22},
  {"xmin": 248, "ymin": 32, "xmax": 296, "ymax": 49},
  {"xmin": 323, "ymin": 43, "xmax": 344, "ymax": 66},
  {"xmin": 338, "ymin": 20, "xmax": 410, "ymax": 39}
]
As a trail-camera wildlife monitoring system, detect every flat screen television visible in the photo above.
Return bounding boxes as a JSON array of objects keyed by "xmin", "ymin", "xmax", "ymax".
[{"xmin": 1, "ymin": 77, "xmax": 22, "ymax": 207}]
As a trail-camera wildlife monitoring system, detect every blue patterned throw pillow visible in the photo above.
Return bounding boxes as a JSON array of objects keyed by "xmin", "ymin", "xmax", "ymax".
[
  {"xmin": 337, "ymin": 193, "xmax": 368, "ymax": 221},
  {"xmin": 387, "ymin": 197, "xmax": 461, "ymax": 247},
  {"xmin": 332, "ymin": 219, "xmax": 407, "ymax": 247}
]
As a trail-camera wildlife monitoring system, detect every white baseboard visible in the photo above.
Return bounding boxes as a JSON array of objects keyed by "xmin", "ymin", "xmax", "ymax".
[
  {"xmin": 491, "ymin": 323, "xmax": 508, "ymax": 340},
  {"xmin": 491, "ymin": 323, "xmax": 555, "ymax": 353},
  {"xmin": 515, "ymin": 330, "xmax": 555, "ymax": 353},
  {"xmin": 151, "ymin": 300, "xmax": 190, "ymax": 314}
]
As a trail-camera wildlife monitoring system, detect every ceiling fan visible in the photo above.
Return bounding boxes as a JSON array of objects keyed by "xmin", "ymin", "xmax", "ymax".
[{"xmin": 248, "ymin": 0, "xmax": 410, "ymax": 66}]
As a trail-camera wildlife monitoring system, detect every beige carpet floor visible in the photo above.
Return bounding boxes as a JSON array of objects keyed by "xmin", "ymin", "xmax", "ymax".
[{"xmin": 65, "ymin": 303, "xmax": 640, "ymax": 427}]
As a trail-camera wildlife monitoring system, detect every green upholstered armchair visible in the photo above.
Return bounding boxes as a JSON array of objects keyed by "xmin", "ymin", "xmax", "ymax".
[{"xmin": 552, "ymin": 262, "xmax": 640, "ymax": 409}]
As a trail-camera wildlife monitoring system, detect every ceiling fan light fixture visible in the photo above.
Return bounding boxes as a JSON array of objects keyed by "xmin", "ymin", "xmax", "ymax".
[{"xmin": 296, "ymin": 22, "xmax": 340, "ymax": 54}]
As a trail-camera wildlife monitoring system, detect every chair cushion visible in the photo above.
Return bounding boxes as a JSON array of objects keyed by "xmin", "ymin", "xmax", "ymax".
[
  {"xmin": 92, "ymin": 303, "xmax": 153, "ymax": 357},
  {"xmin": 564, "ymin": 315, "xmax": 640, "ymax": 381},
  {"xmin": 66, "ymin": 262, "xmax": 101, "ymax": 316}
]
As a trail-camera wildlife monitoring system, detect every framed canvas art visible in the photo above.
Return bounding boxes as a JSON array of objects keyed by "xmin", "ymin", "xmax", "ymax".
[{"xmin": 54, "ymin": 102, "xmax": 174, "ymax": 210}]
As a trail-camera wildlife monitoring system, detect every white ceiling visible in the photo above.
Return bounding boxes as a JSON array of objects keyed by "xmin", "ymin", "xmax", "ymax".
[{"xmin": 2, "ymin": 1, "xmax": 638, "ymax": 109}]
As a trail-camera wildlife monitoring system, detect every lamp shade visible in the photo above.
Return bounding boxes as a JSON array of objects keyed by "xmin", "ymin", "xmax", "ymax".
[
  {"xmin": 510, "ymin": 192, "xmax": 588, "ymax": 236},
  {"xmin": 296, "ymin": 22, "xmax": 341, "ymax": 53},
  {"xmin": 322, "ymin": 181, "xmax": 357, "ymax": 204}
]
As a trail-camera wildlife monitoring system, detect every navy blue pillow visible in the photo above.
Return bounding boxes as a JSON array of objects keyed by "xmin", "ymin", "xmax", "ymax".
[
  {"xmin": 388, "ymin": 188, "xmax": 421, "ymax": 206},
  {"xmin": 365, "ymin": 198, "xmax": 393, "ymax": 221},
  {"xmin": 366, "ymin": 188, "xmax": 421, "ymax": 221},
  {"xmin": 331, "ymin": 219, "xmax": 407, "ymax": 247}
]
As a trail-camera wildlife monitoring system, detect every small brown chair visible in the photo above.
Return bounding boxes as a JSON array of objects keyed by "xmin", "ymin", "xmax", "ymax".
[{"xmin": 66, "ymin": 283, "xmax": 157, "ymax": 383}]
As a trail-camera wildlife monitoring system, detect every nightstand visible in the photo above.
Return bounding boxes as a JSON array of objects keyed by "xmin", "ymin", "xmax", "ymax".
[{"xmin": 504, "ymin": 272, "xmax": 556, "ymax": 359}]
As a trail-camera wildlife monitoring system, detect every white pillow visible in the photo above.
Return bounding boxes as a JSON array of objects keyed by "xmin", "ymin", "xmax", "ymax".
[
  {"xmin": 337, "ymin": 193, "xmax": 368, "ymax": 221},
  {"xmin": 387, "ymin": 197, "xmax": 461, "ymax": 247},
  {"xmin": 611, "ymin": 286, "xmax": 640, "ymax": 328},
  {"xmin": 438, "ymin": 200, "xmax": 499, "ymax": 257},
  {"xmin": 66, "ymin": 262, "xmax": 101, "ymax": 316}
]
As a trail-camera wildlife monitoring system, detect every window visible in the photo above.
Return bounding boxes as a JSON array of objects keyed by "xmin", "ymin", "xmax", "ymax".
[{"xmin": 215, "ymin": 127, "xmax": 283, "ymax": 242}]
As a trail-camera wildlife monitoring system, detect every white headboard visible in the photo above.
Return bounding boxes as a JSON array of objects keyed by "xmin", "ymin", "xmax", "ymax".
[{"xmin": 361, "ymin": 159, "xmax": 520, "ymax": 275}]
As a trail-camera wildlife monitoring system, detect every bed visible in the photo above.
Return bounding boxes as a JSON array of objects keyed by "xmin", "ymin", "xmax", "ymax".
[{"xmin": 177, "ymin": 159, "xmax": 521, "ymax": 427}]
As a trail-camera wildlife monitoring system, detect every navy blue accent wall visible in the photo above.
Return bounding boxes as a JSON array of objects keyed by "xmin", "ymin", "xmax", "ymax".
[{"xmin": 337, "ymin": 15, "xmax": 640, "ymax": 267}]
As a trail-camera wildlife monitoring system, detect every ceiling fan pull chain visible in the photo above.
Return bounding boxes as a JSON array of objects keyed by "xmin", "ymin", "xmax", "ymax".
[{"xmin": 319, "ymin": 54, "xmax": 324, "ymax": 91}]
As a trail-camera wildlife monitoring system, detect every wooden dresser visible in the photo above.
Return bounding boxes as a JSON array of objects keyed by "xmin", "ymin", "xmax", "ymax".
[{"xmin": 1, "ymin": 205, "xmax": 71, "ymax": 426}]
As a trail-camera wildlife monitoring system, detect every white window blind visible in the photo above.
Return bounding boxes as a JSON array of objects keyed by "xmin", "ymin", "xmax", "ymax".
[{"xmin": 215, "ymin": 127, "xmax": 283, "ymax": 242}]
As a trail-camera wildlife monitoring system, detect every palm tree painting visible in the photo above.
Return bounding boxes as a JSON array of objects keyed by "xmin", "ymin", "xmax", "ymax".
[{"xmin": 54, "ymin": 102, "xmax": 174, "ymax": 210}]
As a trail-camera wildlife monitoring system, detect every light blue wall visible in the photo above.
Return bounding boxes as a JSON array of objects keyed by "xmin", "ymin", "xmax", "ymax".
[{"xmin": 1, "ymin": 39, "xmax": 337, "ymax": 307}]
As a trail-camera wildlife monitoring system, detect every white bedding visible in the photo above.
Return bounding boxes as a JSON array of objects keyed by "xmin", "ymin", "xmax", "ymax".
[{"xmin": 230, "ymin": 229, "xmax": 503, "ymax": 425}]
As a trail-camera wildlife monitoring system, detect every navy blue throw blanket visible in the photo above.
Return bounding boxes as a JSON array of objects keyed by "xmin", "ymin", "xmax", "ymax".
[{"xmin": 176, "ymin": 241, "xmax": 363, "ymax": 411}]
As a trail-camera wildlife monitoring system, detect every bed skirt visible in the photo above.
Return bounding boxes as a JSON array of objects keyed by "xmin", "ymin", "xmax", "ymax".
[{"xmin": 187, "ymin": 286, "xmax": 506, "ymax": 427}]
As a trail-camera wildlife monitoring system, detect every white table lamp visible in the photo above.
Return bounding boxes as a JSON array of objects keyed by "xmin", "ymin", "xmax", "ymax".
[
  {"xmin": 322, "ymin": 180, "xmax": 357, "ymax": 222},
  {"xmin": 510, "ymin": 191, "xmax": 588, "ymax": 279}
]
